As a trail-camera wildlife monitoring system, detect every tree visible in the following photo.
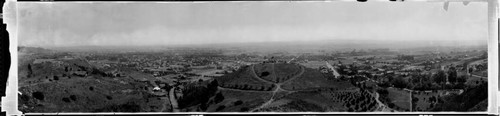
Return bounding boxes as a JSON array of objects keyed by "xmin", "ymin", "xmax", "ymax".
[
  {"xmin": 391, "ymin": 77, "xmax": 408, "ymax": 88},
  {"xmin": 243, "ymin": 84, "xmax": 249, "ymax": 90},
  {"xmin": 215, "ymin": 105, "xmax": 226, "ymax": 111},
  {"xmin": 234, "ymin": 100, "xmax": 243, "ymax": 106},
  {"xmin": 214, "ymin": 92, "xmax": 224, "ymax": 104},
  {"xmin": 434, "ymin": 70, "xmax": 446, "ymax": 84},
  {"xmin": 27, "ymin": 64, "xmax": 33, "ymax": 78},
  {"xmin": 447, "ymin": 67, "xmax": 457, "ymax": 83}
]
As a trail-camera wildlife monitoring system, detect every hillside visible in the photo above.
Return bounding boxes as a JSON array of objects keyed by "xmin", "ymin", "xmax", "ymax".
[
  {"xmin": 214, "ymin": 65, "xmax": 275, "ymax": 91},
  {"xmin": 18, "ymin": 53, "xmax": 172, "ymax": 112},
  {"xmin": 210, "ymin": 62, "xmax": 371, "ymax": 112}
]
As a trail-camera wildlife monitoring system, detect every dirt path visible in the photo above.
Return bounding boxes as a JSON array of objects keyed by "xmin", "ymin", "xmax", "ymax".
[
  {"xmin": 250, "ymin": 85, "xmax": 279, "ymax": 112},
  {"xmin": 169, "ymin": 87, "xmax": 180, "ymax": 112},
  {"xmin": 249, "ymin": 63, "xmax": 305, "ymax": 112},
  {"xmin": 373, "ymin": 92, "xmax": 394, "ymax": 112},
  {"xmin": 470, "ymin": 74, "xmax": 487, "ymax": 79},
  {"xmin": 279, "ymin": 66, "xmax": 305, "ymax": 86},
  {"xmin": 250, "ymin": 65, "xmax": 275, "ymax": 84}
]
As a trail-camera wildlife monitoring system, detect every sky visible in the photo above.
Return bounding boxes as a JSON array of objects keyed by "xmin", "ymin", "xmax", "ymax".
[{"xmin": 17, "ymin": 2, "xmax": 488, "ymax": 47}]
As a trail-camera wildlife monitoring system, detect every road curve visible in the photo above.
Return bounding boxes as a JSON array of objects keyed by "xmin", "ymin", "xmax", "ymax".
[{"xmin": 169, "ymin": 87, "xmax": 180, "ymax": 112}]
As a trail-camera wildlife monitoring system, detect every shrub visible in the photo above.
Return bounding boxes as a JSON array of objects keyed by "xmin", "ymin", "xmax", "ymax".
[
  {"xmin": 62, "ymin": 97, "xmax": 71, "ymax": 103},
  {"xmin": 214, "ymin": 92, "xmax": 224, "ymax": 104},
  {"xmin": 70, "ymin": 95, "xmax": 77, "ymax": 101},
  {"xmin": 20, "ymin": 94, "xmax": 30, "ymax": 102},
  {"xmin": 106, "ymin": 96, "xmax": 113, "ymax": 100},
  {"xmin": 215, "ymin": 105, "xmax": 226, "ymax": 111},
  {"xmin": 234, "ymin": 100, "xmax": 243, "ymax": 106},
  {"xmin": 32, "ymin": 92, "xmax": 44, "ymax": 101}
]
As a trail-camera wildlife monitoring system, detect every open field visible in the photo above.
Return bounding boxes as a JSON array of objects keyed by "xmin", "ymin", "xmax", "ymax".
[
  {"xmin": 385, "ymin": 88, "xmax": 411, "ymax": 111},
  {"xmin": 259, "ymin": 88, "xmax": 377, "ymax": 112},
  {"xmin": 411, "ymin": 91, "xmax": 440, "ymax": 111},
  {"xmin": 18, "ymin": 76, "xmax": 154, "ymax": 112},
  {"xmin": 253, "ymin": 63, "xmax": 278, "ymax": 82},
  {"xmin": 465, "ymin": 76, "xmax": 487, "ymax": 87},
  {"xmin": 215, "ymin": 65, "xmax": 275, "ymax": 91},
  {"xmin": 205, "ymin": 89, "xmax": 273, "ymax": 112},
  {"xmin": 281, "ymin": 68, "xmax": 355, "ymax": 91},
  {"xmin": 274, "ymin": 63, "xmax": 302, "ymax": 83},
  {"xmin": 299, "ymin": 61, "xmax": 325, "ymax": 69}
]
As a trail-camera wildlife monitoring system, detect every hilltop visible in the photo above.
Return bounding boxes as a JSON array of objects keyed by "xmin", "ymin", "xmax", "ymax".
[{"xmin": 204, "ymin": 62, "xmax": 376, "ymax": 112}]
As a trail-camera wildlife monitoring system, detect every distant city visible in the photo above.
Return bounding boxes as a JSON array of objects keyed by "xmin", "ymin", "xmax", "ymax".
[{"xmin": 17, "ymin": 42, "xmax": 488, "ymax": 112}]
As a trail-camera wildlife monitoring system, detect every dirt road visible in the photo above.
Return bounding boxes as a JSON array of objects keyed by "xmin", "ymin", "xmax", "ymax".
[{"xmin": 169, "ymin": 87, "xmax": 180, "ymax": 112}]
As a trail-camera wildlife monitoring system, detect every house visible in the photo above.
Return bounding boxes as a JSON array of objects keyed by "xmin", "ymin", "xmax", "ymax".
[{"xmin": 153, "ymin": 86, "xmax": 161, "ymax": 91}]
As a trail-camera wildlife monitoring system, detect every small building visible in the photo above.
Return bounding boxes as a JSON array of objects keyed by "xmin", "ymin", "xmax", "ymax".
[
  {"xmin": 153, "ymin": 86, "xmax": 161, "ymax": 91},
  {"xmin": 73, "ymin": 71, "xmax": 87, "ymax": 77}
]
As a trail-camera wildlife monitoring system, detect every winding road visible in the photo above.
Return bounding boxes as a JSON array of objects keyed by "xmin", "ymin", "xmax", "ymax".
[
  {"xmin": 372, "ymin": 92, "xmax": 394, "ymax": 112},
  {"xmin": 169, "ymin": 87, "xmax": 180, "ymax": 112}
]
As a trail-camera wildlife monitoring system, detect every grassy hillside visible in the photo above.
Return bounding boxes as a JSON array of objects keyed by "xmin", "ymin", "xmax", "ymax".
[
  {"xmin": 205, "ymin": 89, "xmax": 272, "ymax": 112},
  {"xmin": 253, "ymin": 63, "xmax": 277, "ymax": 82},
  {"xmin": 258, "ymin": 88, "xmax": 377, "ymax": 112},
  {"xmin": 431, "ymin": 83, "xmax": 487, "ymax": 111},
  {"xmin": 274, "ymin": 63, "xmax": 302, "ymax": 83},
  {"xmin": 215, "ymin": 65, "xmax": 275, "ymax": 91},
  {"xmin": 18, "ymin": 76, "xmax": 157, "ymax": 112},
  {"xmin": 281, "ymin": 68, "xmax": 355, "ymax": 91}
]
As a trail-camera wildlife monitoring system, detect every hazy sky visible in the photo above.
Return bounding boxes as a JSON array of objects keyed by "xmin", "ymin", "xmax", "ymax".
[{"xmin": 18, "ymin": 2, "xmax": 488, "ymax": 47}]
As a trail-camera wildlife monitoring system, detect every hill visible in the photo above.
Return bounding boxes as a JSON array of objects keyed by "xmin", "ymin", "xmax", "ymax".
[
  {"xmin": 281, "ymin": 68, "xmax": 355, "ymax": 91},
  {"xmin": 214, "ymin": 65, "xmax": 275, "ymax": 91}
]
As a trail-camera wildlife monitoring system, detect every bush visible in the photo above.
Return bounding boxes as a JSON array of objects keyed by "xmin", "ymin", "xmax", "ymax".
[
  {"xmin": 20, "ymin": 94, "xmax": 30, "ymax": 102},
  {"xmin": 388, "ymin": 103, "xmax": 395, "ymax": 108},
  {"xmin": 62, "ymin": 97, "xmax": 71, "ymax": 103},
  {"xmin": 106, "ymin": 96, "xmax": 113, "ymax": 100},
  {"xmin": 261, "ymin": 72, "xmax": 270, "ymax": 77},
  {"xmin": 32, "ymin": 92, "xmax": 44, "ymax": 101},
  {"xmin": 70, "ymin": 95, "xmax": 77, "ymax": 101},
  {"xmin": 215, "ymin": 105, "xmax": 226, "ymax": 111},
  {"xmin": 377, "ymin": 89, "xmax": 389, "ymax": 95},
  {"xmin": 234, "ymin": 100, "xmax": 243, "ymax": 106},
  {"xmin": 214, "ymin": 92, "xmax": 224, "ymax": 104}
]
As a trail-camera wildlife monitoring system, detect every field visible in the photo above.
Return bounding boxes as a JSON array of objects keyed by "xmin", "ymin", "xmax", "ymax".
[
  {"xmin": 205, "ymin": 89, "xmax": 272, "ymax": 112},
  {"xmin": 299, "ymin": 61, "xmax": 325, "ymax": 69},
  {"xmin": 187, "ymin": 69, "xmax": 225, "ymax": 76},
  {"xmin": 18, "ymin": 55, "xmax": 172, "ymax": 112},
  {"xmin": 18, "ymin": 76, "xmax": 156, "ymax": 112},
  {"xmin": 258, "ymin": 88, "xmax": 377, "ymax": 112},
  {"xmin": 384, "ymin": 88, "xmax": 411, "ymax": 111},
  {"xmin": 411, "ymin": 91, "xmax": 440, "ymax": 111},
  {"xmin": 253, "ymin": 63, "xmax": 278, "ymax": 82},
  {"xmin": 274, "ymin": 63, "xmax": 302, "ymax": 83},
  {"xmin": 258, "ymin": 90, "xmax": 339, "ymax": 112},
  {"xmin": 281, "ymin": 68, "xmax": 355, "ymax": 91},
  {"xmin": 411, "ymin": 90, "xmax": 463, "ymax": 111}
]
